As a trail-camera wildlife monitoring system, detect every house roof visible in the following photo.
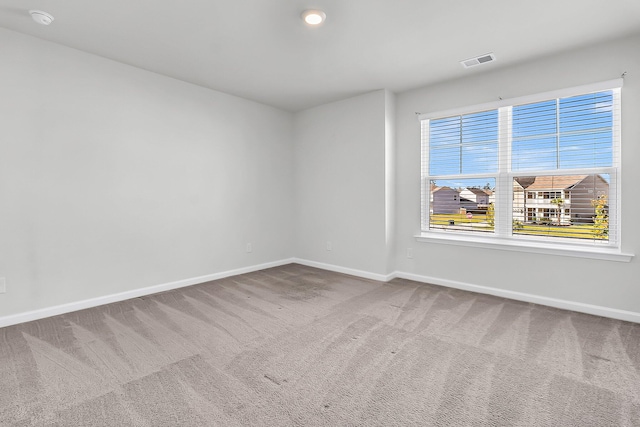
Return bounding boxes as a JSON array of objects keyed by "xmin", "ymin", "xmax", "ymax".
[
  {"xmin": 517, "ymin": 175, "xmax": 589, "ymax": 191},
  {"xmin": 434, "ymin": 186, "xmax": 495, "ymax": 195},
  {"xmin": 432, "ymin": 186, "xmax": 457, "ymax": 193},
  {"xmin": 464, "ymin": 188, "xmax": 491, "ymax": 196}
]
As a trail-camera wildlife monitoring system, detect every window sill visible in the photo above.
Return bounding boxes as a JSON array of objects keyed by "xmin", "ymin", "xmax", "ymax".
[{"xmin": 415, "ymin": 232, "xmax": 634, "ymax": 262}]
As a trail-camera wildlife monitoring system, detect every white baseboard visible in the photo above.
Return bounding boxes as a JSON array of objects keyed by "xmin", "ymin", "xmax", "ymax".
[
  {"xmin": 292, "ymin": 259, "xmax": 640, "ymax": 323},
  {"xmin": 393, "ymin": 271, "xmax": 640, "ymax": 324},
  {"xmin": 0, "ymin": 258, "xmax": 295, "ymax": 329},
  {"xmin": 3, "ymin": 258, "xmax": 638, "ymax": 327},
  {"xmin": 292, "ymin": 258, "xmax": 395, "ymax": 282}
]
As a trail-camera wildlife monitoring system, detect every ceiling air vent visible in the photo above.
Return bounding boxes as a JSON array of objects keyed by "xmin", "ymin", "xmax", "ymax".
[{"xmin": 460, "ymin": 53, "xmax": 496, "ymax": 68}]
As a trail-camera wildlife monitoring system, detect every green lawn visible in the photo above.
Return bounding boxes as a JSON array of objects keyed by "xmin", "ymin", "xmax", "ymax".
[
  {"xmin": 513, "ymin": 223, "xmax": 599, "ymax": 239},
  {"xmin": 430, "ymin": 213, "xmax": 493, "ymax": 233},
  {"xmin": 431, "ymin": 213, "xmax": 488, "ymax": 224},
  {"xmin": 430, "ymin": 213, "xmax": 607, "ymax": 240}
]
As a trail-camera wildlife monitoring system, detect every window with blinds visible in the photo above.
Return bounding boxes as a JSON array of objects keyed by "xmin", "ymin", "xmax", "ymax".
[{"xmin": 421, "ymin": 82, "xmax": 621, "ymax": 246}]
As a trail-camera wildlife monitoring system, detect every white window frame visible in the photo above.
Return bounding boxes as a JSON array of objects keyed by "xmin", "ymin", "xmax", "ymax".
[{"xmin": 417, "ymin": 79, "xmax": 633, "ymax": 262}]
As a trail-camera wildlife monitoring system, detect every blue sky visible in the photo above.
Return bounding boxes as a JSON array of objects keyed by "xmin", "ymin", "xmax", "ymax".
[
  {"xmin": 429, "ymin": 110, "xmax": 498, "ymax": 176},
  {"xmin": 512, "ymin": 91, "xmax": 613, "ymax": 171},
  {"xmin": 429, "ymin": 90, "xmax": 613, "ymax": 189}
]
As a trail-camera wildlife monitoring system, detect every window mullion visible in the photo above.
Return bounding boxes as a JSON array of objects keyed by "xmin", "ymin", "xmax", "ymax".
[
  {"xmin": 495, "ymin": 106, "xmax": 512, "ymax": 237},
  {"xmin": 556, "ymin": 98, "xmax": 560, "ymax": 169},
  {"xmin": 421, "ymin": 120, "xmax": 430, "ymax": 231}
]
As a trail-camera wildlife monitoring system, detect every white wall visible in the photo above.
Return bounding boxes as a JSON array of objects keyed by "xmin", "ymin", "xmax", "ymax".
[
  {"xmin": 0, "ymin": 28, "xmax": 294, "ymax": 318},
  {"xmin": 293, "ymin": 90, "xmax": 394, "ymax": 276},
  {"xmin": 395, "ymin": 34, "xmax": 640, "ymax": 314},
  {"xmin": 1, "ymin": 26, "xmax": 638, "ymax": 323}
]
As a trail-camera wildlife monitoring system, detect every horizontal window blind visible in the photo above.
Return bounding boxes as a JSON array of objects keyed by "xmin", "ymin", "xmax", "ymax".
[
  {"xmin": 512, "ymin": 91, "xmax": 615, "ymax": 171},
  {"xmin": 512, "ymin": 174, "xmax": 614, "ymax": 242},
  {"xmin": 429, "ymin": 110, "xmax": 498, "ymax": 175},
  {"xmin": 421, "ymin": 83, "xmax": 621, "ymax": 245}
]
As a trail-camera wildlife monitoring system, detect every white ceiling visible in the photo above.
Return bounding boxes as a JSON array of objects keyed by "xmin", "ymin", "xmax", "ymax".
[{"xmin": 1, "ymin": 0, "xmax": 640, "ymax": 111}]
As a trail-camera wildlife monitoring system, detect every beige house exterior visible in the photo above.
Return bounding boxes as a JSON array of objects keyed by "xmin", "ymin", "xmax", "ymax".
[
  {"xmin": 459, "ymin": 188, "xmax": 491, "ymax": 207},
  {"xmin": 514, "ymin": 175, "xmax": 609, "ymax": 225}
]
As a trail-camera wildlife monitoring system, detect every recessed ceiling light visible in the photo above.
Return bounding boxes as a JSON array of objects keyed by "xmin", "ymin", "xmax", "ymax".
[
  {"xmin": 29, "ymin": 10, "xmax": 54, "ymax": 26},
  {"xmin": 301, "ymin": 10, "xmax": 326, "ymax": 26}
]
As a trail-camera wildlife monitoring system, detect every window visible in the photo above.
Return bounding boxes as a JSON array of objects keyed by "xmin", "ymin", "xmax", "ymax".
[
  {"xmin": 526, "ymin": 208, "xmax": 536, "ymax": 221},
  {"xmin": 420, "ymin": 80, "xmax": 621, "ymax": 247},
  {"xmin": 540, "ymin": 191, "xmax": 562, "ymax": 199}
]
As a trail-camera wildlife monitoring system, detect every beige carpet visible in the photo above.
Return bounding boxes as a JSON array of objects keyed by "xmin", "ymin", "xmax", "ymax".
[{"xmin": 1, "ymin": 264, "xmax": 639, "ymax": 426}]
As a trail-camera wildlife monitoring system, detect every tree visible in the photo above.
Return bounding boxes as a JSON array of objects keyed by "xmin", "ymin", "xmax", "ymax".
[
  {"xmin": 486, "ymin": 202, "xmax": 495, "ymax": 228},
  {"xmin": 550, "ymin": 198, "xmax": 564, "ymax": 225},
  {"xmin": 591, "ymin": 195, "xmax": 608, "ymax": 239}
]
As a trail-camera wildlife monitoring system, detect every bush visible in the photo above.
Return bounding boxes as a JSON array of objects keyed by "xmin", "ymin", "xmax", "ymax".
[
  {"xmin": 486, "ymin": 203, "xmax": 495, "ymax": 227},
  {"xmin": 591, "ymin": 195, "xmax": 608, "ymax": 239}
]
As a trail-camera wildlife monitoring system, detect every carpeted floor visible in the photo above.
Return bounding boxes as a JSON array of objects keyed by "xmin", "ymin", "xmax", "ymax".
[{"xmin": 1, "ymin": 264, "xmax": 639, "ymax": 426}]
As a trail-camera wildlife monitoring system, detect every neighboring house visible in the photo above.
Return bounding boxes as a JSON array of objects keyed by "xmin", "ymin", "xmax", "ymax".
[
  {"xmin": 432, "ymin": 186, "xmax": 494, "ymax": 214},
  {"xmin": 458, "ymin": 196, "xmax": 477, "ymax": 212},
  {"xmin": 430, "ymin": 186, "xmax": 461, "ymax": 214},
  {"xmin": 513, "ymin": 180, "xmax": 526, "ymax": 222},
  {"xmin": 514, "ymin": 175, "xmax": 609, "ymax": 224},
  {"xmin": 459, "ymin": 188, "xmax": 491, "ymax": 206}
]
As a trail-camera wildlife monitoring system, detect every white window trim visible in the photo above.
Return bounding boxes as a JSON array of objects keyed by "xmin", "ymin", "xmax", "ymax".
[
  {"xmin": 415, "ymin": 232, "xmax": 633, "ymax": 262},
  {"xmin": 418, "ymin": 79, "xmax": 633, "ymax": 261},
  {"xmin": 417, "ymin": 79, "xmax": 623, "ymax": 121}
]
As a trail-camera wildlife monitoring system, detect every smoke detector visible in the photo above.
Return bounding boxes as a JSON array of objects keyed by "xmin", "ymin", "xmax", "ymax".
[
  {"xmin": 460, "ymin": 53, "xmax": 496, "ymax": 68},
  {"xmin": 29, "ymin": 10, "xmax": 54, "ymax": 25}
]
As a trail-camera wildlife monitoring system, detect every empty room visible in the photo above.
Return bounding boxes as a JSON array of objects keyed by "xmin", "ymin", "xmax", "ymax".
[{"xmin": 1, "ymin": 1, "xmax": 639, "ymax": 425}]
